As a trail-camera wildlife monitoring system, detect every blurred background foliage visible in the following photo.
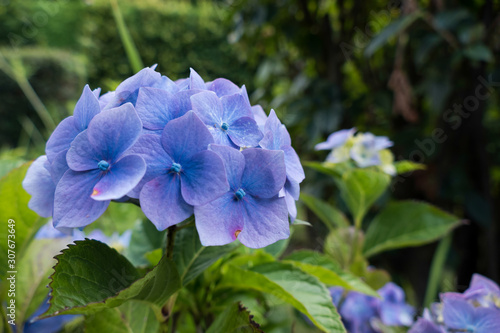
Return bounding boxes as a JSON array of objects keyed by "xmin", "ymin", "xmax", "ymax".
[{"xmin": 1, "ymin": 0, "xmax": 499, "ymax": 308}]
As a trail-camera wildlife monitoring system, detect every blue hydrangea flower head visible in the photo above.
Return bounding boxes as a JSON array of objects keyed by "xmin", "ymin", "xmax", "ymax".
[
  {"xmin": 340, "ymin": 291, "xmax": 379, "ymax": 333},
  {"xmin": 378, "ymin": 282, "xmax": 415, "ymax": 326},
  {"xmin": 194, "ymin": 144, "xmax": 289, "ymax": 248},
  {"xmin": 130, "ymin": 111, "xmax": 229, "ymax": 230},
  {"xmin": 53, "ymin": 103, "xmax": 146, "ymax": 228},
  {"xmin": 45, "ymin": 84, "xmax": 101, "ymax": 162},
  {"xmin": 260, "ymin": 110, "xmax": 305, "ymax": 221},
  {"xmin": 190, "ymin": 90, "xmax": 263, "ymax": 148}
]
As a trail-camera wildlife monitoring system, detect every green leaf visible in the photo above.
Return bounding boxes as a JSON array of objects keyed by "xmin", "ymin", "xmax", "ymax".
[
  {"xmin": 125, "ymin": 219, "xmax": 166, "ymax": 267},
  {"xmin": 433, "ymin": 9, "xmax": 469, "ymax": 30},
  {"xmin": 463, "ymin": 44, "xmax": 493, "ymax": 62},
  {"xmin": 173, "ymin": 226, "xmax": 236, "ymax": 286},
  {"xmin": 85, "ymin": 201, "xmax": 143, "ymax": 236},
  {"xmin": 303, "ymin": 161, "xmax": 343, "ymax": 178},
  {"xmin": 0, "ymin": 162, "xmax": 45, "ymax": 279},
  {"xmin": 300, "ymin": 193, "xmax": 349, "ymax": 229},
  {"xmin": 323, "ymin": 227, "xmax": 365, "ymax": 271},
  {"xmin": 42, "ymin": 239, "xmax": 181, "ymax": 318},
  {"xmin": 365, "ymin": 12, "xmax": 422, "ymax": 57},
  {"xmin": 394, "ymin": 161, "xmax": 426, "ymax": 175},
  {"xmin": 363, "ymin": 201, "xmax": 461, "ymax": 257},
  {"xmin": 84, "ymin": 308, "xmax": 132, "ymax": 333},
  {"xmin": 119, "ymin": 301, "xmax": 160, "ymax": 333},
  {"xmin": 283, "ymin": 250, "xmax": 378, "ymax": 297},
  {"xmin": 218, "ymin": 262, "xmax": 346, "ymax": 333},
  {"xmin": 207, "ymin": 302, "xmax": 263, "ymax": 333},
  {"xmin": 336, "ymin": 169, "xmax": 391, "ymax": 226},
  {"xmin": 262, "ymin": 238, "xmax": 289, "ymax": 258},
  {"xmin": 15, "ymin": 237, "xmax": 72, "ymax": 325}
]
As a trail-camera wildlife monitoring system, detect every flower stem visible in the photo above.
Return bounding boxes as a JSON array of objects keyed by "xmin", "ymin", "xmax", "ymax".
[{"xmin": 165, "ymin": 225, "xmax": 177, "ymax": 260}]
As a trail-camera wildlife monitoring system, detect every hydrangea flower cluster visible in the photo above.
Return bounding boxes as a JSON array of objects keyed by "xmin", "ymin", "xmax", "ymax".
[
  {"xmin": 23, "ymin": 66, "xmax": 305, "ymax": 248},
  {"xmin": 315, "ymin": 129, "xmax": 396, "ymax": 175},
  {"xmin": 330, "ymin": 282, "xmax": 415, "ymax": 333},
  {"xmin": 409, "ymin": 274, "xmax": 500, "ymax": 333}
]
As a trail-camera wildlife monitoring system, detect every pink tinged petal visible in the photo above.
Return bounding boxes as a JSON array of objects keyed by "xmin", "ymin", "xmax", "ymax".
[
  {"xmin": 180, "ymin": 150, "xmax": 229, "ymax": 206},
  {"xmin": 66, "ymin": 130, "xmax": 101, "ymax": 172},
  {"xmin": 53, "ymin": 170, "xmax": 109, "ymax": 228},
  {"xmin": 221, "ymin": 93, "xmax": 253, "ymax": 123},
  {"xmin": 241, "ymin": 148, "xmax": 286, "ymax": 198},
  {"xmin": 161, "ymin": 111, "xmax": 214, "ymax": 163},
  {"xmin": 226, "ymin": 117, "xmax": 263, "ymax": 147},
  {"xmin": 126, "ymin": 134, "xmax": 173, "ymax": 198},
  {"xmin": 283, "ymin": 146, "xmax": 305, "ymax": 183},
  {"xmin": 238, "ymin": 195, "xmax": 289, "ymax": 248},
  {"xmin": 45, "ymin": 116, "xmax": 80, "ymax": 162},
  {"xmin": 189, "ymin": 68, "xmax": 206, "ymax": 89},
  {"xmin": 139, "ymin": 174, "xmax": 193, "ymax": 230},
  {"xmin": 73, "ymin": 84, "xmax": 101, "ymax": 131},
  {"xmin": 91, "ymin": 155, "xmax": 146, "ymax": 201},
  {"xmin": 208, "ymin": 78, "xmax": 240, "ymax": 97},
  {"xmin": 194, "ymin": 192, "xmax": 244, "ymax": 246},
  {"xmin": 87, "ymin": 103, "xmax": 143, "ymax": 160},
  {"xmin": 208, "ymin": 145, "xmax": 245, "ymax": 188},
  {"xmin": 23, "ymin": 156, "xmax": 55, "ymax": 217},
  {"xmin": 190, "ymin": 91, "xmax": 223, "ymax": 125},
  {"xmin": 135, "ymin": 87, "xmax": 180, "ymax": 130}
]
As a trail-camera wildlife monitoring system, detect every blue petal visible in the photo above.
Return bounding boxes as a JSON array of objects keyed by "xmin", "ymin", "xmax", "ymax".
[
  {"xmin": 442, "ymin": 296, "xmax": 475, "ymax": 330},
  {"xmin": 45, "ymin": 116, "xmax": 79, "ymax": 162},
  {"xmin": 284, "ymin": 185, "xmax": 297, "ymax": 222},
  {"xmin": 283, "ymin": 145, "xmax": 305, "ymax": 183},
  {"xmin": 66, "ymin": 130, "xmax": 100, "ymax": 171},
  {"xmin": 49, "ymin": 151, "xmax": 69, "ymax": 184},
  {"xmin": 208, "ymin": 78, "xmax": 240, "ymax": 97},
  {"xmin": 87, "ymin": 103, "xmax": 143, "ymax": 161},
  {"xmin": 161, "ymin": 111, "xmax": 214, "ymax": 163},
  {"xmin": 227, "ymin": 117, "xmax": 263, "ymax": 148},
  {"xmin": 180, "ymin": 150, "xmax": 229, "ymax": 206},
  {"xmin": 189, "ymin": 68, "xmax": 206, "ymax": 89},
  {"xmin": 73, "ymin": 84, "xmax": 101, "ymax": 131},
  {"xmin": 208, "ymin": 126, "xmax": 237, "ymax": 148},
  {"xmin": 251, "ymin": 105, "xmax": 267, "ymax": 130},
  {"xmin": 379, "ymin": 282, "xmax": 406, "ymax": 303},
  {"xmin": 155, "ymin": 75, "xmax": 180, "ymax": 94},
  {"xmin": 238, "ymin": 195, "xmax": 289, "ymax": 248},
  {"xmin": 191, "ymin": 91, "xmax": 223, "ymax": 125},
  {"xmin": 135, "ymin": 87, "xmax": 180, "ymax": 130},
  {"xmin": 194, "ymin": 192, "xmax": 244, "ymax": 246},
  {"xmin": 175, "ymin": 89, "xmax": 205, "ymax": 118},
  {"xmin": 140, "ymin": 174, "xmax": 193, "ymax": 230},
  {"xmin": 221, "ymin": 92, "xmax": 253, "ymax": 124},
  {"xmin": 315, "ymin": 128, "xmax": 356, "ymax": 151},
  {"xmin": 208, "ymin": 144, "xmax": 245, "ymax": 188},
  {"xmin": 53, "ymin": 170, "xmax": 109, "ymax": 228},
  {"xmin": 126, "ymin": 134, "xmax": 173, "ymax": 198},
  {"xmin": 241, "ymin": 148, "xmax": 286, "ymax": 199},
  {"xmin": 91, "ymin": 155, "xmax": 146, "ymax": 201},
  {"xmin": 408, "ymin": 318, "xmax": 444, "ymax": 333},
  {"xmin": 474, "ymin": 307, "xmax": 500, "ymax": 333},
  {"xmin": 23, "ymin": 156, "xmax": 55, "ymax": 218},
  {"xmin": 260, "ymin": 109, "xmax": 282, "ymax": 150}
]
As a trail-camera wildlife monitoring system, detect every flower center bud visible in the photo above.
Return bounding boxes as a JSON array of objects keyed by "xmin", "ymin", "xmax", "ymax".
[
  {"xmin": 170, "ymin": 162, "xmax": 182, "ymax": 173},
  {"xmin": 221, "ymin": 122, "xmax": 229, "ymax": 131},
  {"xmin": 97, "ymin": 160, "xmax": 110, "ymax": 171},
  {"xmin": 234, "ymin": 188, "xmax": 246, "ymax": 200}
]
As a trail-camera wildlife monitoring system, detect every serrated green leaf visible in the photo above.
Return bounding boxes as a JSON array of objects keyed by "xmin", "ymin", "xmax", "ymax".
[
  {"xmin": 363, "ymin": 201, "xmax": 460, "ymax": 257},
  {"xmin": 119, "ymin": 301, "xmax": 160, "ymax": 333},
  {"xmin": 173, "ymin": 226, "xmax": 236, "ymax": 286},
  {"xmin": 125, "ymin": 219, "xmax": 166, "ymax": 267},
  {"xmin": 84, "ymin": 308, "xmax": 132, "ymax": 333},
  {"xmin": 218, "ymin": 262, "xmax": 346, "ymax": 333},
  {"xmin": 283, "ymin": 250, "xmax": 378, "ymax": 297},
  {"xmin": 0, "ymin": 162, "xmax": 46, "ymax": 279},
  {"xmin": 207, "ymin": 302, "xmax": 263, "ymax": 333},
  {"xmin": 336, "ymin": 169, "xmax": 391, "ymax": 226},
  {"xmin": 15, "ymin": 237, "xmax": 72, "ymax": 325},
  {"xmin": 300, "ymin": 193, "xmax": 349, "ymax": 229},
  {"xmin": 365, "ymin": 12, "xmax": 422, "ymax": 57},
  {"xmin": 394, "ymin": 161, "xmax": 426, "ymax": 174},
  {"xmin": 42, "ymin": 239, "xmax": 181, "ymax": 318}
]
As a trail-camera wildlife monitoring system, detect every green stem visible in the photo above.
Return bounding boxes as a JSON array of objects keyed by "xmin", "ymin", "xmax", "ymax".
[
  {"xmin": 165, "ymin": 225, "xmax": 177, "ymax": 260},
  {"xmin": 423, "ymin": 234, "xmax": 452, "ymax": 308}
]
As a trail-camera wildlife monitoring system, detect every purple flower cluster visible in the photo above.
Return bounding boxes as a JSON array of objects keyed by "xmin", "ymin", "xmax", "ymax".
[
  {"xmin": 330, "ymin": 282, "xmax": 415, "ymax": 333},
  {"xmin": 23, "ymin": 67, "xmax": 305, "ymax": 248},
  {"xmin": 410, "ymin": 274, "xmax": 500, "ymax": 333}
]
